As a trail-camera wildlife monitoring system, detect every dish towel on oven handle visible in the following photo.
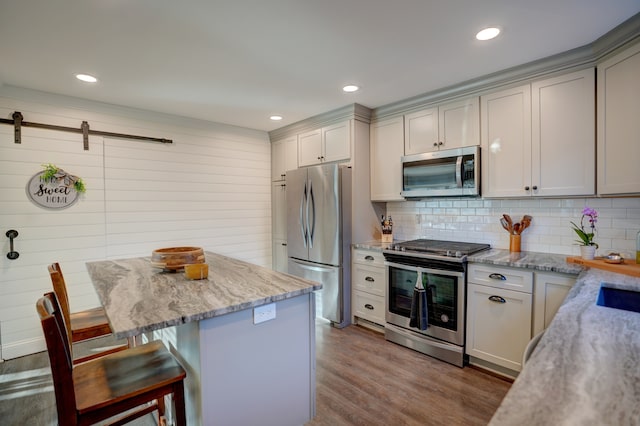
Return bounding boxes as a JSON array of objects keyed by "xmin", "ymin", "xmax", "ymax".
[{"xmin": 409, "ymin": 270, "xmax": 429, "ymax": 330}]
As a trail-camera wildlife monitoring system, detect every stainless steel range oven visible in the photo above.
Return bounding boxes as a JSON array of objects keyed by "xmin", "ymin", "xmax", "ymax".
[{"xmin": 383, "ymin": 239, "xmax": 490, "ymax": 367}]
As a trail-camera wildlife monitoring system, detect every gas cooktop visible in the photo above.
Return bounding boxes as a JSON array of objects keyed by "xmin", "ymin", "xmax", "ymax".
[{"xmin": 386, "ymin": 239, "xmax": 490, "ymax": 259}]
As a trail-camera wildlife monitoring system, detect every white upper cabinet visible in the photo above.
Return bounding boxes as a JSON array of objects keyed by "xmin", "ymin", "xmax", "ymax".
[
  {"xmin": 298, "ymin": 128, "xmax": 323, "ymax": 167},
  {"xmin": 597, "ymin": 42, "xmax": 640, "ymax": 195},
  {"xmin": 481, "ymin": 85, "xmax": 532, "ymax": 197},
  {"xmin": 482, "ymin": 68, "xmax": 595, "ymax": 197},
  {"xmin": 370, "ymin": 116, "xmax": 404, "ymax": 201},
  {"xmin": 298, "ymin": 120, "xmax": 351, "ymax": 167},
  {"xmin": 531, "ymin": 69, "xmax": 595, "ymax": 196},
  {"xmin": 404, "ymin": 97, "xmax": 479, "ymax": 155},
  {"xmin": 271, "ymin": 135, "xmax": 298, "ymax": 181}
]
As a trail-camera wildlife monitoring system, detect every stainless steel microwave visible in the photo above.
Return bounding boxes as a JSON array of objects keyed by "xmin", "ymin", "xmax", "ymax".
[{"xmin": 401, "ymin": 146, "xmax": 480, "ymax": 198}]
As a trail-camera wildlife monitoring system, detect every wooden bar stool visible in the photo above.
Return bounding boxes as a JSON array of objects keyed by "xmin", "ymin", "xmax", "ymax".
[
  {"xmin": 37, "ymin": 292, "xmax": 187, "ymax": 426},
  {"xmin": 48, "ymin": 263, "xmax": 129, "ymax": 362},
  {"xmin": 48, "ymin": 263, "xmax": 113, "ymax": 343}
]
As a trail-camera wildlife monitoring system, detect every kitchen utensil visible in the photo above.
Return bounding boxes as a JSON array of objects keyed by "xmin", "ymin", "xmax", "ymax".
[
  {"xmin": 500, "ymin": 217, "xmax": 511, "ymax": 233},
  {"xmin": 513, "ymin": 223, "xmax": 521, "ymax": 235},
  {"xmin": 503, "ymin": 214, "xmax": 513, "ymax": 233},
  {"xmin": 520, "ymin": 215, "xmax": 532, "ymax": 233}
]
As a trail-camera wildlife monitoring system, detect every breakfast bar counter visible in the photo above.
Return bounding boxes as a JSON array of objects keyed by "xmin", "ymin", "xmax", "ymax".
[{"xmin": 87, "ymin": 251, "xmax": 321, "ymax": 426}]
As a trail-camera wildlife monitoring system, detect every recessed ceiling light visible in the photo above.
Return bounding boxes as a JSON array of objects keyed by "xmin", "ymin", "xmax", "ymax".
[
  {"xmin": 476, "ymin": 27, "xmax": 501, "ymax": 41},
  {"xmin": 76, "ymin": 74, "xmax": 98, "ymax": 83},
  {"xmin": 270, "ymin": 115, "xmax": 283, "ymax": 121},
  {"xmin": 342, "ymin": 85, "xmax": 359, "ymax": 93}
]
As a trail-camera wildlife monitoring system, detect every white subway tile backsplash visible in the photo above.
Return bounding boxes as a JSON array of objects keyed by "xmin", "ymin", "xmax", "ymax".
[{"xmin": 387, "ymin": 197, "xmax": 640, "ymax": 259}]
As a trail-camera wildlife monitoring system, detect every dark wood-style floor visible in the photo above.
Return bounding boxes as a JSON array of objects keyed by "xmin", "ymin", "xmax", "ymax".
[
  {"xmin": 0, "ymin": 322, "xmax": 510, "ymax": 425},
  {"xmin": 308, "ymin": 321, "xmax": 511, "ymax": 426}
]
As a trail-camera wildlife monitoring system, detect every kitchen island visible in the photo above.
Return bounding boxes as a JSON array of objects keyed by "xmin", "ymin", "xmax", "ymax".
[
  {"xmin": 489, "ymin": 267, "xmax": 640, "ymax": 425},
  {"xmin": 87, "ymin": 251, "xmax": 322, "ymax": 426}
]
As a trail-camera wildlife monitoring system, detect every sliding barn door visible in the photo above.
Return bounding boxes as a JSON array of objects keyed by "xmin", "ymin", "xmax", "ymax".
[{"xmin": 0, "ymin": 125, "xmax": 105, "ymax": 359}]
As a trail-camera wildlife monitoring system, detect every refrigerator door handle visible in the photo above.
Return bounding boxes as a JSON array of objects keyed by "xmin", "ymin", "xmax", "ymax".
[
  {"xmin": 309, "ymin": 180, "xmax": 315, "ymax": 248},
  {"xmin": 300, "ymin": 181, "xmax": 308, "ymax": 248}
]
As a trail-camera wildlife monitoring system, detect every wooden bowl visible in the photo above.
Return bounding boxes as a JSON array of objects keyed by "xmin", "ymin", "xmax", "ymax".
[{"xmin": 151, "ymin": 247, "xmax": 205, "ymax": 270}]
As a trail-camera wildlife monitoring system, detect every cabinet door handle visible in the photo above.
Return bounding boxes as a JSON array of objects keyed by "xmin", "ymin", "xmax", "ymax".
[
  {"xmin": 433, "ymin": 142, "xmax": 438, "ymax": 147},
  {"xmin": 525, "ymin": 186, "xmax": 530, "ymax": 191},
  {"xmin": 489, "ymin": 273, "xmax": 506, "ymax": 280},
  {"xmin": 364, "ymin": 304, "xmax": 375, "ymax": 310},
  {"xmin": 532, "ymin": 185, "xmax": 538, "ymax": 190},
  {"xmin": 488, "ymin": 295, "xmax": 506, "ymax": 303},
  {"xmin": 438, "ymin": 141, "xmax": 443, "ymax": 146},
  {"xmin": 364, "ymin": 255, "xmax": 375, "ymax": 261},
  {"xmin": 365, "ymin": 276, "xmax": 375, "ymax": 282}
]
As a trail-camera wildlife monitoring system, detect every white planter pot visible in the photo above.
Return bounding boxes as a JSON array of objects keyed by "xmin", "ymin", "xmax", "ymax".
[{"xmin": 580, "ymin": 245, "xmax": 596, "ymax": 260}]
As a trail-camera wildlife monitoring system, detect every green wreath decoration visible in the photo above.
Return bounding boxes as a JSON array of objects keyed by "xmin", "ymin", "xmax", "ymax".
[{"xmin": 41, "ymin": 164, "xmax": 86, "ymax": 193}]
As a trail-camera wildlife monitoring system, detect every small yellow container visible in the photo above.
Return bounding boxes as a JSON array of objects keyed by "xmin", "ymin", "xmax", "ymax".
[{"xmin": 184, "ymin": 263, "xmax": 208, "ymax": 280}]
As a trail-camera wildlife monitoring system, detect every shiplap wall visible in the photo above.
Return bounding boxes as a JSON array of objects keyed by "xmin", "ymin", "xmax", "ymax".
[{"xmin": 0, "ymin": 87, "xmax": 271, "ymax": 359}]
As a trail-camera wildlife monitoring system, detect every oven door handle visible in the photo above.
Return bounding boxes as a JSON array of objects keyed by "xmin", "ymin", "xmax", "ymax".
[{"xmin": 385, "ymin": 261, "xmax": 420, "ymax": 272}]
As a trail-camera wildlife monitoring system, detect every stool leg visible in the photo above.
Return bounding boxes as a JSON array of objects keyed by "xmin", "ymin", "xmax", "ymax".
[{"xmin": 173, "ymin": 383, "xmax": 187, "ymax": 426}]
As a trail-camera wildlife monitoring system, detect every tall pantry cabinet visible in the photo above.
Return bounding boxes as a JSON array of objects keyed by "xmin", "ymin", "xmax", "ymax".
[{"xmin": 271, "ymin": 135, "xmax": 297, "ymax": 273}]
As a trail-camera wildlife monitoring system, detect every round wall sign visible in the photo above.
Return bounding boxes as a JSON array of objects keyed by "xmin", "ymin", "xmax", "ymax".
[{"xmin": 26, "ymin": 171, "xmax": 80, "ymax": 209}]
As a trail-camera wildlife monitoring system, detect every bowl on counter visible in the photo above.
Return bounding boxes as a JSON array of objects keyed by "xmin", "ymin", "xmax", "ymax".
[
  {"xmin": 151, "ymin": 247, "xmax": 205, "ymax": 271},
  {"xmin": 603, "ymin": 253, "xmax": 624, "ymax": 264}
]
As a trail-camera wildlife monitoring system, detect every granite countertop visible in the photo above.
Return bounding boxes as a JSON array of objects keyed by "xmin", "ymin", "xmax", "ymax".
[
  {"xmin": 490, "ymin": 267, "xmax": 640, "ymax": 425},
  {"xmin": 353, "ymin": 242, "xmax": 584, "ymax": 275},
  {"xmin": 86, "ymin": 251, "xmax": 322, "ymax": 339},
  {"xmin": 468, "ymin": 248, "xmax": 584, "ymax": 275}
]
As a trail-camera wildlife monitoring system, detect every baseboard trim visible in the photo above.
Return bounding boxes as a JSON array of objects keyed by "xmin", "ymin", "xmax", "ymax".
[{"xmin": 2, "ymin": 336, "xmax": 46, "ymax": 360}]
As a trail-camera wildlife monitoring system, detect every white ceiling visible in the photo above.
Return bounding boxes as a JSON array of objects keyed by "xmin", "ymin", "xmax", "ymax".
[{"xmin": 1, "ymin": 1, "xmax": 639, "ymax": 132}]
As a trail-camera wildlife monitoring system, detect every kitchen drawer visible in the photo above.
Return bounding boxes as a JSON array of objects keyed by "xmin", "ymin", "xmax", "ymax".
[
  {"xmin": 353, "ymin": 291, "xmax": 385, "ymax": 325},
  {"xmin": 468, "ymin": 263, "xmax": 533, "ymax": 293},
  {"xmin": 353, "ymin": 248, "xmax": 385, "ymax": 267},
  {"xmin": 352, "ymin": 263, "xmax": 385, "ymax": 297}
]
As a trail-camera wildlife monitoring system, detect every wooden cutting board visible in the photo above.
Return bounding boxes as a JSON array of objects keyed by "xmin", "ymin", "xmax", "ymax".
[{"xmin": 566, "ymin": 256, "xmax": 640, "ymax": 278}]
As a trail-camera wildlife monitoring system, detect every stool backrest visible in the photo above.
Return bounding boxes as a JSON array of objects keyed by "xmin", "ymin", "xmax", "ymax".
[
  {"xmin": 36, "ymin": 292, "xmax": 76, "ymax": 422},
  {"xmin": 47, "ymin": 263, "xmax": 73, "ymax": 346}
]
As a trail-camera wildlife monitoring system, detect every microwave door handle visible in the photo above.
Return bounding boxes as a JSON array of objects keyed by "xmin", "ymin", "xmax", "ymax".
[{"xmin": 455, "ymin": 155, "xmax": 463, "ymax": 188}]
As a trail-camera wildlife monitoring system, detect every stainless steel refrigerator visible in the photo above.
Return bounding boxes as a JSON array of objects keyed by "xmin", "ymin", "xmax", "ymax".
[{"xmin": 286, "ymin": 163, "xmax": 351, "ymax": 328}]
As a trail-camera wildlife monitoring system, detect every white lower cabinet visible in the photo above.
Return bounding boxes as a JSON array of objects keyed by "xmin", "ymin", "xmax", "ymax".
[
  {"xmin": 533, "ymin": 272, "xmax": 576, "ymax": 335},
  {"xmin": 466, "ymin": 264, "xmax": 533, "ymax": 374},
  {"xmin": 352, "ymin": 248, "xmax": 385, "ymax": 327}
]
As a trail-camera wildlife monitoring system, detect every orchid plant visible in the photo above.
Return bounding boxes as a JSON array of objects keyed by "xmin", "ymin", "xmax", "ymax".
[{"xmin": 571, "ymin": 206, "xmax": 598, "ymax": 248}]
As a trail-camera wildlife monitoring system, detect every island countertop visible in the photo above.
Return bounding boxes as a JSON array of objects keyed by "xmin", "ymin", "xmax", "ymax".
[{"xmin": 86, "ymin": 251, "xmax": 322, "ymax": 339}]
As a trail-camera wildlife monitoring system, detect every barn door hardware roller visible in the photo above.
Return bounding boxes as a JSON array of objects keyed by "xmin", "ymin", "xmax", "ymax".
[
  {"xmin": 6, "ymin": 229, "xmax": 19, "ymax": 260},
  {"xmin": 0, "ymin": 111, "xmax": 173, "ymax": 151}
]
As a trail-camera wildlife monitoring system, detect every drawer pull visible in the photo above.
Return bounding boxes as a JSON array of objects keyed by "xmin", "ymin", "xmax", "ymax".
[
  {"xmin": 488, "ymin": 295, "xmax": 506, "ymax": 303},
  {"xmin": 364, "ymin": 304, "xmax": 375, "ymax": 310},
  {"xmin": 365, "ymin": 276, "xmax": 375, "ymax": 282},
  {"xmin": 364, "ymin": 255, "xmax": 375, "ymax": 261},
  {"xmin": 489, "ymin": 273, "xmax": 506, "ymax": 280}
]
